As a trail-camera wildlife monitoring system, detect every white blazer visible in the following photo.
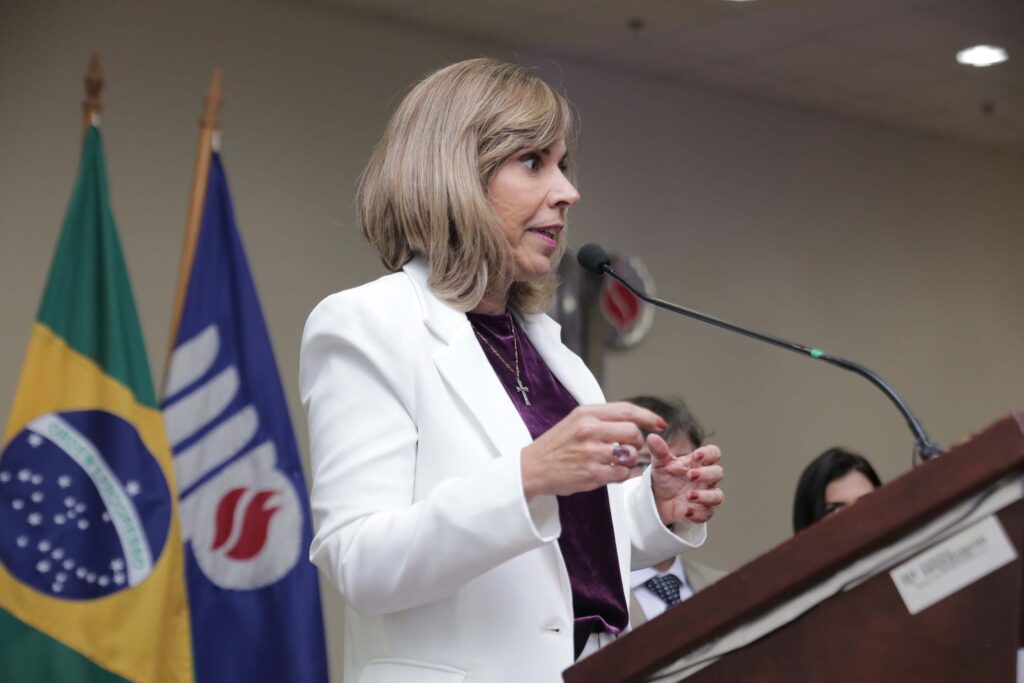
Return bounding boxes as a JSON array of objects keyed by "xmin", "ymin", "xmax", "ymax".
[{"xmin": 299, "ymin": 257, "xmax": 705, "ymax": 683}]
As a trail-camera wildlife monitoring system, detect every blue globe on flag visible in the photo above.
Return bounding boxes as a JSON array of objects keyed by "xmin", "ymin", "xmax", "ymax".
[{"xmin": 0, "ymin": 409, "xmax": 172, "ymax": 600}]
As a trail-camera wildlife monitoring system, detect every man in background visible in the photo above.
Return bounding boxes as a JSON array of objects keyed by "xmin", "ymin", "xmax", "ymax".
[{"xmin": 626, "ymin": 396, "xmax": 727, "ymax": 626}]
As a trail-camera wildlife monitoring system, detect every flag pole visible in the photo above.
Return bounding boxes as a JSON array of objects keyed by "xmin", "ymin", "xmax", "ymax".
[
  {"xmin": 82, "ymin": 52, "xmax": 103, "ymax": 136},
  {"xmin": 163, "ymin": 69, "xmax": 223, "ymax": 394}
]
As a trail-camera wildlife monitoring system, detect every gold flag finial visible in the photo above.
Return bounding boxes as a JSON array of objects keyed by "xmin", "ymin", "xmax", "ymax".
[{"xmin": 82, "ymin": 52, "xmax": 103, "ymax": 134}]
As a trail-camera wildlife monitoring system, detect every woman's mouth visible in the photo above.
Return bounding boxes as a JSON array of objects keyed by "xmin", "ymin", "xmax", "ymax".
[{"xmin": 528, "ymin": 226, "xmax": 561, "ymax": 247}]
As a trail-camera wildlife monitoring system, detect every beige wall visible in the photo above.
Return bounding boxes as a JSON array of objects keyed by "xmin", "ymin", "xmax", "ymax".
[{"xmin": 2, "ymin": 0, "xmax": 1023, "ymax": 679}]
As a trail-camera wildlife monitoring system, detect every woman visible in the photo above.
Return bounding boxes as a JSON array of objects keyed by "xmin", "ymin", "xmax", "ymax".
[
  {"xmin": 300, "ymin": 58, "xmax": 725, "ymax": 682},
  {"xmin": 792, "ymin": 447, "xmax": 881, "ymax": 533}
]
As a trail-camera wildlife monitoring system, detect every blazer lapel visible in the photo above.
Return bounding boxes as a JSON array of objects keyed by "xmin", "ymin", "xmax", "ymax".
[
  {"xmin": 434, "ymin": 330, "xmax": 534, "ymax": 458},
  {"xmin": 403, "ymin": 258, "xmax": 532, "ymax": 459},
  {"xmin": 518, "ymin": 313, "xmax": 606, "ymax": 407}
]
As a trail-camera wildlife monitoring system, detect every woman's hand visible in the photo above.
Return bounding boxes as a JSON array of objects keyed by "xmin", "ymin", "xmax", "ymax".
[
  {"xmin": 647, "ymin": 434, "xmax": 725, "ymax": 526},
  {"xmin": 521, "ymin": 403, "xmax": 667, "ymax": 499}
]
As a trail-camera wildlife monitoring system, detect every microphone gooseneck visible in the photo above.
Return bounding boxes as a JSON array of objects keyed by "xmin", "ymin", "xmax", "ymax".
[{"xmin": 577, "ymin": 243, "xmax": 942, "ymax": 462}]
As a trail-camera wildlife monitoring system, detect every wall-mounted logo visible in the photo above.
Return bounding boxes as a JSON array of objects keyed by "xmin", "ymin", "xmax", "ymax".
[
  {"xmin": 0, "ymin": 411, "xmax": 171, "ymax": 599},
  {"xmin": 599, "ymin": 255, "xmax": 655, "ymax": 349}
]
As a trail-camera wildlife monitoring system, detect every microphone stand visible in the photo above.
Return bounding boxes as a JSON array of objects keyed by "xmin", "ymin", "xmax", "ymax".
[{"xmin": 597, "ymin": 262, "xmax": 943, "ymax": 462}]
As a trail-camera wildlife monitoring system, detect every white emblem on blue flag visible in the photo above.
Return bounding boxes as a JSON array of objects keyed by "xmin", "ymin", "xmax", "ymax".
[{"xmin": 166, "ymin": 324, "xmax": 302, "ymax": 590}]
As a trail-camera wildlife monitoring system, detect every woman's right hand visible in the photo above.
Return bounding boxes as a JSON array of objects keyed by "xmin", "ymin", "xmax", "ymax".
[{"xmin": 520, "ymin": 402, "xmax": 667, "ymax": 499}]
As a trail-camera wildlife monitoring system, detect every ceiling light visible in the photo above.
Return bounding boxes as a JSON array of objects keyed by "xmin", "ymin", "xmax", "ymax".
[{"xmin": 956, "ymin": 45, "xmax": 1008, "ymax": 67}]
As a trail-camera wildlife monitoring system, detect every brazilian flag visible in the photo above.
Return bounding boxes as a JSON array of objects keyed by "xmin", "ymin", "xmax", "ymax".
[{"xmin": 0, "ymin": 127, "xmax": 194, "ymax": 681}]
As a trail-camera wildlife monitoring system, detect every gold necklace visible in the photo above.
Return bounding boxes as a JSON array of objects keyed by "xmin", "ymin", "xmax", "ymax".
[{"xmin": 472, "ymin": 313, "xmax": 531, "ymax": 406}]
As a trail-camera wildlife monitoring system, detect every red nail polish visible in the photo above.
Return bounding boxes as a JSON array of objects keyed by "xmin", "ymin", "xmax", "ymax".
[
  {"xmin": 688, "ymin": 491, "xmax": 698, "ymax": 501},
  {"xmin": 685, "ymin": 510, "xmax": 694, "ymax": 518},
  {"xmin": 689, "ymin": 471, "xmax": 699, "ymax": 480}
]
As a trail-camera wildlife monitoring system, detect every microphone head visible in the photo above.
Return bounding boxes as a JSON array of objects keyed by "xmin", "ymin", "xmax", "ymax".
[{"xmin": 576, "ymin": 243, "xmax": 611, "ymax": 274}]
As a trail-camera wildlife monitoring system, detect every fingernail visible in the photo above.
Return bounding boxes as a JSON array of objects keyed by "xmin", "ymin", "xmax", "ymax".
[
  {"xmin": 685, "ymin": 510, "xmax": 694, "ymax": 518},
  {"xmin": 688, "ymin": 491, "xmax": 699, "ymax": 501},
  {"xmin": 689, "ymin": 471, "xmax": 700, "ymax": 480},
  {"xmin": 656, "ymin": 419, "xmax": 667, "ymax": 430}
]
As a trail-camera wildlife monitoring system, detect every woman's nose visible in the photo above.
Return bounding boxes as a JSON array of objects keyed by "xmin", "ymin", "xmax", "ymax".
[{"xmin": 550, "ymin": 171, "xmax": 580, "ymax": 208}]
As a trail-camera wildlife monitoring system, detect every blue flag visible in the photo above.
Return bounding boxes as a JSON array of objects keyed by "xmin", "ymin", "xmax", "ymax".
[{"xmin": 162, "ymin": 153, "xmax": 328, "ymax": 683}]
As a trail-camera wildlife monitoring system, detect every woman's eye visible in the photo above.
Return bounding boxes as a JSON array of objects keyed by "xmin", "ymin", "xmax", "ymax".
[{"xmin": 520, "ymin": 154, "xmax": 539, "ymax": 171}]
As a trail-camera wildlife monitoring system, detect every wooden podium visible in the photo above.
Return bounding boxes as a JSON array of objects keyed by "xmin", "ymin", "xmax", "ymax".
[{"xmin": 564, "ymin": 413, "xmax": 1024, "ymax": 682}]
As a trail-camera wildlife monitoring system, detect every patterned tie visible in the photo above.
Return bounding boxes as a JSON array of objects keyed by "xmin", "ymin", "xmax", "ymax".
[{"xmin": 644, "ymin": 574, "xmax": 683, "ymax": 607}]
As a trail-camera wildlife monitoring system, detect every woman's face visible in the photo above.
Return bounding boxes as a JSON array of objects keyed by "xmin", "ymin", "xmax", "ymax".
[
  {"xmin": 823, "ymin": 470, "xmax": 876, "ymax": 516},
  {"xmin": 487, "ymin": 139, "xmax": 580, "ymax": 282}
]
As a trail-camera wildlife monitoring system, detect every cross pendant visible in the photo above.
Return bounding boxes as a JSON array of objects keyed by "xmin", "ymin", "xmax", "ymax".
[{"xmin": 515, "ymin": 379, "xmax": 531, "ymax": 406}]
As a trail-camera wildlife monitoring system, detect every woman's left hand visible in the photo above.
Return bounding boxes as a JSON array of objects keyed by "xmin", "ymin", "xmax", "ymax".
[{"xmin": 648, "ymin": 434, "xmax": 725, "ymax": 526}]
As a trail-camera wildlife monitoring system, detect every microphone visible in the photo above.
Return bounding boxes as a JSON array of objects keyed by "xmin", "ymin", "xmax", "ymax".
[{"xmin": 577, "ymin": 243, "xmax": 942, "ymax": 462}]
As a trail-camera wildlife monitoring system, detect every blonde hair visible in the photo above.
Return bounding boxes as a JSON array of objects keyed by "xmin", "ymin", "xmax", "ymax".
[{"xmin": 358, "ymin": 58, "xmax": 577, "ymax": 314}]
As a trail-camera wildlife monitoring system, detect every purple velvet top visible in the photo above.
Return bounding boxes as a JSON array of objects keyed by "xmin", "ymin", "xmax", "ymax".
[{"xmin": 467, "ymin": 312, "xmax": 629, "ymax": 658}]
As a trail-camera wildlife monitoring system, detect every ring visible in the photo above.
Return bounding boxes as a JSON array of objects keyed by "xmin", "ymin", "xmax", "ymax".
[{"xmin": 611, "ymin": 443, "xmax": 631, "ymax": 463}]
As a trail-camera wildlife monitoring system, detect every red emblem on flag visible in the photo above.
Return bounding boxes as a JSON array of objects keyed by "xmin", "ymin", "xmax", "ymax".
[{"xmin": 211, "ymin": 487, "xmax": 281, "ymax": 561}]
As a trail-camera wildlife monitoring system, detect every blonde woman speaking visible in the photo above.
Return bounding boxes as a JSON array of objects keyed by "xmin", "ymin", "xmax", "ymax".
[{"xmin": 300, "ymin": 58, "xmax": 724, "ymax": 683}]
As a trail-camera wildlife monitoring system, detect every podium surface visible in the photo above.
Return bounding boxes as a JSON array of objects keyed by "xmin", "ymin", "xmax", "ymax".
[{"xmin": 564, "ymin": 413, "xmax": 1024, "ymax": 683}]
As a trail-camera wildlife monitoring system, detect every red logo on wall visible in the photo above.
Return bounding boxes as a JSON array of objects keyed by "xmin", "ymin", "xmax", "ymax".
[
  {"xmin": 598, "ymin": 255, "xmax": 655, "ymax": 349},
  {"xmin": 600, "ymin": 279, "xmax": 642, "ymax": 331}
]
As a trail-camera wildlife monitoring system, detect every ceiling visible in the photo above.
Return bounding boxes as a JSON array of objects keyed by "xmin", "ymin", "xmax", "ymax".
[{"xmin": 305, "ymin": 0, "xmax": 1024, "ymax": 154}]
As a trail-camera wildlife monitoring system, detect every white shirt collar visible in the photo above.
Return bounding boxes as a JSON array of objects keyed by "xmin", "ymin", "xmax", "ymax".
[{"xmin": 630, "ymin": 555, "xmax": 686, "ymax": 590}]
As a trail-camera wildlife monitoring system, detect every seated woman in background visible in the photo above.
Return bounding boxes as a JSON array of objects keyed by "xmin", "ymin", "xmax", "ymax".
[{"xmin": 792, "ymin": 447, "xmax": 881, "ymax": 533}]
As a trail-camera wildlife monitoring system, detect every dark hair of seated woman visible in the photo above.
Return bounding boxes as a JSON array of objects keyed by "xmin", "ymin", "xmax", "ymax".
[{"xmin": 792, "ymin": 447, "xmax": 881, "ymax": 533}]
